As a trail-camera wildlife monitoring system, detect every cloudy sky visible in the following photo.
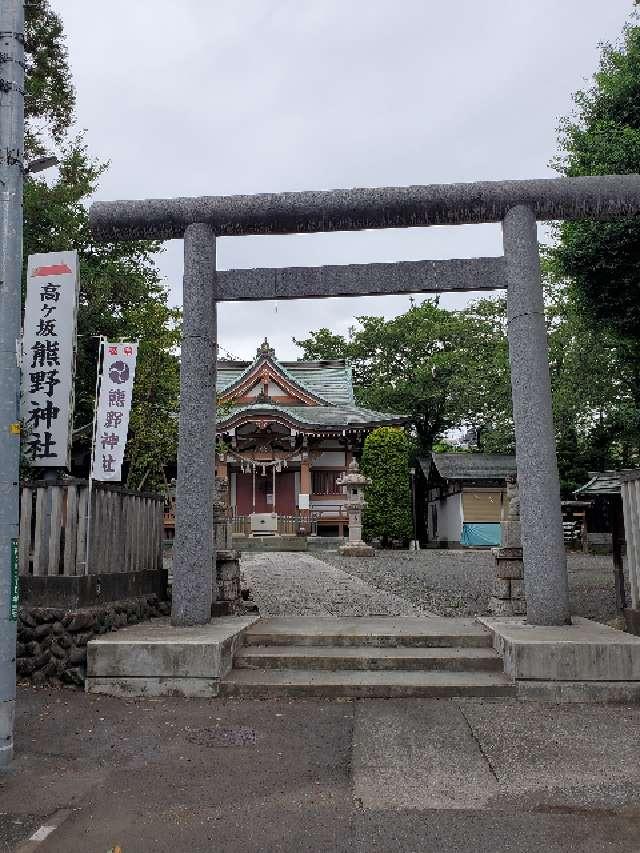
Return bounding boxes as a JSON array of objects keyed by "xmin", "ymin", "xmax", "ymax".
[{"xmin": 54, "ymin": 0, "xmax": 632, "ymax": 360}]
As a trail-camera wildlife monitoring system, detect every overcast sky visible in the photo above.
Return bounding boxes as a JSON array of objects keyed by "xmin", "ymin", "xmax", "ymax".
[{"xmin": 54, "ymin": 0, "xmax": 632, "ymax": 360}]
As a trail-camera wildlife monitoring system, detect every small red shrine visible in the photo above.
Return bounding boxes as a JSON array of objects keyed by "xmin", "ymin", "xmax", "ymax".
[{"xmin": 215, "ymin": 338, "xmax": 404, "ymax": 537}]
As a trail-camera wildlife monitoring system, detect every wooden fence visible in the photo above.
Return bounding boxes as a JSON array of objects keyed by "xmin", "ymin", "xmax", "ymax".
[
  {"xmin": 19, "ymin": 480, "xmax": 164, "ymax": 577},
  {"xmin": 622, "ymin": 470, "xmax": 640, "ymax": 609}
]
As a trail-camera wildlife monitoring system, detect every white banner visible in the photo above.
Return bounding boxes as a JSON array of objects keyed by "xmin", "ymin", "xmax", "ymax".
[
  {"xmin": 91, "ymin": 342, "xmax": 138, "ymax": 482},
  {"xmin": 22, "ymin": 251, "xmax": 79, "ymax": 468}
]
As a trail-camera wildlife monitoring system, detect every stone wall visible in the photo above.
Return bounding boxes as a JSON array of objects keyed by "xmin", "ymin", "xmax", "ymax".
[{"xmin": 16, "ymin": 594, "xmax": 170, "ymax": 688}]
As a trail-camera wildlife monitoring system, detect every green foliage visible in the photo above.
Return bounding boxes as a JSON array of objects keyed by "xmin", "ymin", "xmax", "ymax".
[
  {"xmin": 546, "ymin": 14, "xmax": 640, "ymax": 478},
  {"xmin": 296, "ymin": 297, "xmax": 512, "ymax": 456},
  {"xmin": 24, "ymin": 0, "xmax": 75, "ymax": 154},
  {"xmin": 359, "ymin": 428, "xmax": 413, "ymax": 544},
  {"xmin": 23, "ymin": 1, "xmax": 181, "ymax": 492},
  {"xmin": 550, "ymin": 19, "xmax": 640, "ymax": 340}
]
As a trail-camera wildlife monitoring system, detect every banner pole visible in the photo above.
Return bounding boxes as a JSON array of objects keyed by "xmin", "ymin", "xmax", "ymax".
[{"xmin": 85, "ymin": 337, "xmax": 104, "ymax": 574}]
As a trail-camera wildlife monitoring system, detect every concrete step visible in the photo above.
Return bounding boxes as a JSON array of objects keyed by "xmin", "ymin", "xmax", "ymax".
[
  {"xmin": 219, "ymin": 668, "xmax": 515, "ymax": 699},
  {"xmin": 235, "ymin": 645, "xmax": 503, "ymax": 672},
  {"xmin": 244, "ymin": 617, "xmax": 493, "ymax": 649}
]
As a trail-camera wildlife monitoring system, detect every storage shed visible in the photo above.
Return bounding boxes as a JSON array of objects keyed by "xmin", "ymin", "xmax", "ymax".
[{"xmin": 420, "ymin": 453, "xmax": 517, "ymax": 547}]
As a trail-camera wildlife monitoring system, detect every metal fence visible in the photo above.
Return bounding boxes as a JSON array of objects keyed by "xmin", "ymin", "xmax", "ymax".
[{"xmin": 19, "ymin": 480, "xmax": 164, "ymax": 577}]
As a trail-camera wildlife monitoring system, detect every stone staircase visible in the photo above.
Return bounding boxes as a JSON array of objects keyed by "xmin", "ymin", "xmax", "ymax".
[{"xmin": 219, "ymin": 617, "xmax": 515, "ymax": 698}]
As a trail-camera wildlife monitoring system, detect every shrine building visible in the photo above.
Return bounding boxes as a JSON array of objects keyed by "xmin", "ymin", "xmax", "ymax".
[{"xmin": 215, "ymin": 338, "xmax": 405, "ymax": 537}]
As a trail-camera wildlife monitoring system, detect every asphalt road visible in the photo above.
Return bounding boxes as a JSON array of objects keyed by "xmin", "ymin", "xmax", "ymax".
[{"xmin": 2, "ymin": 686, "xmax": 640, "ymax": 852}]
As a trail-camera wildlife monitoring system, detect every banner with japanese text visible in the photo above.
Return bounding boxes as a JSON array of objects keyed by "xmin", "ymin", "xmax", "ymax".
[
  {"xmin": 22, "ymin": 251, "xmax": 79, "ymax": 468},
  {"xmin": 91, "ymin": 342, "xmax": 138, "ymax": 482}
]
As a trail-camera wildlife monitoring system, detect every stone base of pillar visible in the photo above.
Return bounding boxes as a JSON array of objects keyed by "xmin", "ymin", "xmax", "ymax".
[
  {"xmin": 338, "ymin": 541, "xmax": 375, "ymax": 557},
  {"xmin": 489, "ymin": 546, "xmax": 527, "ymax": 617},
  {"xmin": 213, "ymin": 549, "xmax": 244, "ymax": 616},
  {"xmin": 624, "ymin": 608, "xmax": 640, "ymax": 636}
]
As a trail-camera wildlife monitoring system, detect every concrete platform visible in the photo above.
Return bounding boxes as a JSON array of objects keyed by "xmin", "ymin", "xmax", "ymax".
[
  {"xmin": 235, "ymin": 645, "xmax": 504, "ymax": 672},
  {"xmin": 219, "ymin": 668, "xmax": 515, "ymax": 699},
  {"xmin": 244, "ymin": 617, "xmax": 493, "ymax": 648},
  {"xmin": 480, "ymin": 616, "xmax": 640, "ymax": 701},
  {"xmin": 86, "ymin": 616, "xmax": 258, "ymax": 697}
]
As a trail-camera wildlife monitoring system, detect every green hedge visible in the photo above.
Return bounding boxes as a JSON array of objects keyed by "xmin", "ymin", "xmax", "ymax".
[{"xmin": 360, "ymin": 428, "xmax": 413, "ymax": 544}]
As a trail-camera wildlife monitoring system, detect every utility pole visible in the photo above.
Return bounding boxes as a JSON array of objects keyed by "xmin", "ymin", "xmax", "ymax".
[{"xmin": 0, "ymin": 0, "xmax": 24, "ymax": 767}]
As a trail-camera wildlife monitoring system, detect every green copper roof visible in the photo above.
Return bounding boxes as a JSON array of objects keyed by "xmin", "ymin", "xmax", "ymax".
[
  {"xmin": 217, "ymin": 402, "xmax": 405, "ymax": 431},
  {"xmin": 217, "ymin": 359, "xmax": 354, "ymax": 406},
  {"xmin": 216, "ymin": 345, "xmax": 402, "ymax": 431}
]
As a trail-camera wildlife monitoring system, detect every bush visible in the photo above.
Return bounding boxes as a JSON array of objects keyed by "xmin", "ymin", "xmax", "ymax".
[{"xmin": 360, "ymin": 428, "xmax": 413, "ymax": 545}]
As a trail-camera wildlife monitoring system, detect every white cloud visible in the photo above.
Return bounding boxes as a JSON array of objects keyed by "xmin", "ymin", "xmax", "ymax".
[{"xmin": 54, "ymin": 0, "xmax": 631, "ymax": 358}]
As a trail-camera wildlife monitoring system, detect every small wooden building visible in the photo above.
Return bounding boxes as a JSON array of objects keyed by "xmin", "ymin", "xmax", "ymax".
[
  {"xmin": 420, "ymin": 453, "xmax": 516, "ymax": 548},
  {"xmin": 574, "ymin": 471, "xmax": 622, "ymax": 554}
]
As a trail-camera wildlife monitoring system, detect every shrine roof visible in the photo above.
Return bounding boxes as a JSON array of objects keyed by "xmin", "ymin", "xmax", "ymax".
[
  {"xmin": 421, "ymin": 453, "xmax": 517, "ymax": 481},
  {"xmin": 217, "ymin": 358, "xmax": 355, "ymax": 406},
  {"xmin": 217, "ymin": 402, "xmax": 405, "ymax": 432},
  {"xmin": 575, "ymin": 471, "xmax": 621, "ymax": 496}
]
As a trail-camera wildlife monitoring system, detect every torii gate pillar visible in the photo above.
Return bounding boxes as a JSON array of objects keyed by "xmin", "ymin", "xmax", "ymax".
[
  {"xmin": 503, "ymin": 205, "xmax": 570, "ymax": 625},
  {"xmin": 172, "ymin": 224, "xmax": 217, "ymax": 625}
]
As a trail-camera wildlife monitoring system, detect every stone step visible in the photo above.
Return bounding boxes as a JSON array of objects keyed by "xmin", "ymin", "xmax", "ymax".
[
  {"xmin": 219, "ymin": 668, "xmax": 515, "ymax": 699},
  {"xmin": 244, "ymin": 617, "xmax": 493, "ymax": 649},
  {"xmin": 235, "ymin": 645, "xmax": 503, "ymax": 672}
]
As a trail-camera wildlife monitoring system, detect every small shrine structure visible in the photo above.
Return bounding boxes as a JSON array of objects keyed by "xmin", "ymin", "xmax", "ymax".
[{"xmin": 215, "ymin": 338, "xmax": 404, "ymax": 537}]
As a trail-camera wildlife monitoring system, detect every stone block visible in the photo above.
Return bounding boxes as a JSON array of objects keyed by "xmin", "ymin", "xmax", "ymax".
[
  {"xmin": 501, "ymin": 520, "xmax": 521, "ymax": 548},
  {"xmin": 510, "ymin": 580, "xmax": 525, "ymax": 600},
  {"xmin": 492, "ymin": 578, "xmax": 511, "ymax": 599},
  {"xmin": 488, "ymin": 597, "xmax": 525, "ymax": 617},
  {"xmin": 494, "ymin": 559, "xmax": 523, "ymax": 580},
  {"xmin": 479, "ymin": 616, "xmax": 640, "ymax": 681},
  {"xmin": 87, "ymin": 616, "xmax": 258, "ymax": 680}
]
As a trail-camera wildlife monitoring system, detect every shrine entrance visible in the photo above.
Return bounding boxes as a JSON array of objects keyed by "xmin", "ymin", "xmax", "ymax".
[{"xmin": 89, "ymin": 173, "xmax": 640, "ymax": 628}]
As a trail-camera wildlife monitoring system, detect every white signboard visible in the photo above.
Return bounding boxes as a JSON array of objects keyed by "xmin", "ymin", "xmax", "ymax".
[
  {"xmin": 298, "ymin": 493, "xmax": 310, "ymax": 510},
  {"xmin": 91, "ymin": 342, "xmax": 138, "ymax": 482},
  {"xmin": 22, "ymin": 251, "xmax": 79, "ymax": 468}
]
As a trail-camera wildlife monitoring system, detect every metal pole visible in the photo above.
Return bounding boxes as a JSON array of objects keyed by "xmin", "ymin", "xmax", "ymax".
[
  {"xmin": 172, "ymin": 224, "xmax": 216, "ymax": 626},
  {"xmin": 0, "ymin": 0, "xmax": 24, "ymax": 767},
  {"xmin": 503, "ymin": 205, "xmax": 570, "ymax": 626},
  {"xmin": 85, "ymin": 338, "xmax": 105, "ymax": 575}
]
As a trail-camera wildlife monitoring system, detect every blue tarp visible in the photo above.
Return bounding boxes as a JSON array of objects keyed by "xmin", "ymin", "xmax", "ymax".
[{"xmin": 460, "ymin": 522, "xmax": 501, "ymax": 547}]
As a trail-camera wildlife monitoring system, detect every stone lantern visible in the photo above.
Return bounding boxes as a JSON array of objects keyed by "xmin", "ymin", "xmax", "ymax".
[{"xmin": 336, "ymin": 459, "xmax": 375, "ymax": 557}]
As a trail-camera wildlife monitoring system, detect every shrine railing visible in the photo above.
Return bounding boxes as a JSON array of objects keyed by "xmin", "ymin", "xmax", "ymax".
[
  {"xmin": 230, "ymin": 515, "xmax": 305, "ymax": 536},
  {"xmin": 19, "ymin": 480, "xmax": 164, "ymax": 577}
]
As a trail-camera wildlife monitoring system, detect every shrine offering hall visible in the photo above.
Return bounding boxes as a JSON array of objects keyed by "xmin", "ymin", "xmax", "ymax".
[{"xmin": 214, "ymin": 339, "xmax": 403, "ymax": 537}]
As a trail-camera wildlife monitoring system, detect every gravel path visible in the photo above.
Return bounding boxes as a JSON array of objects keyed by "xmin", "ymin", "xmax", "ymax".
[
  {"xmin": 241, "ymin": 552, "xmax": 427, "ymax": 616},
  {"xmin": 317, "ymin": 550, "xmax": 630, "ymax": 623}
]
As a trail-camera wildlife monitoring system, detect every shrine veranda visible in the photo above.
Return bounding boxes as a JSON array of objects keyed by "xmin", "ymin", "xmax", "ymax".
[{"xmin": 89, "ymin": 174, "xmax": 640, "ymax": 628}]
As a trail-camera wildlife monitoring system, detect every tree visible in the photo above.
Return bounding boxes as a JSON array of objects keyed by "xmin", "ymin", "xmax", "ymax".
[
  {"xmin": 359, "ymin": 428, "xmax": 413, "ymax": 544},
  {"xmin": 547, "ymin": 16, "xmax": 640, "ymax": 475},
  {"xmin": 23, "ymin": 1, "xmax": 181, "ymax": 491},
  {"xmin": 295, "ymin": 297, "xmax": 512, "ymax": 455},
  {"xmin": 550, "ymin": 19, "xmax": 640, "ymax": 342}
]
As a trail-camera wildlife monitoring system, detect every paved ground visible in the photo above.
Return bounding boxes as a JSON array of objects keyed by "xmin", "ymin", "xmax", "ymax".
[
  {"xmin": 318, "ymin": 550, "xmax": 629, "ymax": 623},
  {"xmin": 2, "ymin": 687, "xmax": 640, "ymax": 851},
  {"xmin": 242, "ymin": 552, "xmax": 427, "ymax": 616}
]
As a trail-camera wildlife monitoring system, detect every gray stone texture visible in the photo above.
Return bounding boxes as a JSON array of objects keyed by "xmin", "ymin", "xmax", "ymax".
[
  {"xmin": 503, "ymin": 205, "xmax": 570, "ymax": 625},
  {"xmin": 216, "ymin": 256, "xmax": 506, "ymax": 301},
  {"xmin": 172, "ymin": 224, "xmax": 217, "ymax": 626},
  {"xmin": 90, "ymin": 174, "xmax": 640, "ymax": 241},
  {"xmin": 15, "ymin": 595, "xmax": 168, "ymax": 687},
  {"xmin": 481, "ymin": 616, "xmax": 640, "ymax": 681}
]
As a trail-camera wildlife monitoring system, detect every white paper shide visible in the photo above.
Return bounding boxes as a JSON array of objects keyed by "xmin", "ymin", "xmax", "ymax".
[
  {"xmin": 22, "ymin": 252, "xmax": 79, "ymax": 468},
  {"xmin": 91, "ymin": 342, "xmax": 138, "ymax": 482}
]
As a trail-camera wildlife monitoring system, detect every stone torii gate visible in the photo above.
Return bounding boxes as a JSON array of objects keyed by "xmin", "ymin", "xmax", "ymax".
[{"xmin": 90, "ymin": 175, "xmax": 640, "ymax": 628}]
